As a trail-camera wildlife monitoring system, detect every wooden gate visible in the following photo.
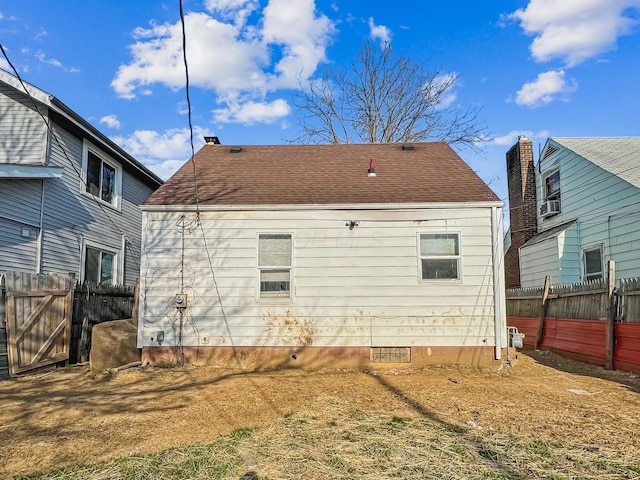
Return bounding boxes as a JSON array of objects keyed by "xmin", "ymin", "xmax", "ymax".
[{"xmin": 5, "ymin": 271, "xmax": 73, "ymax": 376}]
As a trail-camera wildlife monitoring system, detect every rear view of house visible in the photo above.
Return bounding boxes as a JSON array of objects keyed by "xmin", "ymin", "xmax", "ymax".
[
  {"xmin": 0, "ymin": 70, "xmax": 162, "ymax": 285},
  {"xmin": 138, "ymin": 142, "xmax": 506, "ymax": 370}
]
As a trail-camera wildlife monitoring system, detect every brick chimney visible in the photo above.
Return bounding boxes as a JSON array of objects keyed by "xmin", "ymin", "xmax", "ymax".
[{"xmin": 505, "ymin": 136, "xmax": 537, "ymax": 289}]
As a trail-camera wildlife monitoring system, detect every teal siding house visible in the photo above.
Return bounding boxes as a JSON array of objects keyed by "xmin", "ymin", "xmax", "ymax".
[{"xmin": 506, "ymin": 137, "xmax": 640, "ymax": 288}]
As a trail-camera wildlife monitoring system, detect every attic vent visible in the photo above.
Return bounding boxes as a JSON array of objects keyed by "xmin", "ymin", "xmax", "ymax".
[
  {"xmin": 542, "ymin": 145, "xmax": 558, "ymax": 160},
  {"xmin": 402, "ymin": 144, "xmax": 414, "ymax": 151},
  {"xmin": 230, "ymin": 146, "xmax": 242, "ymax": 153}
]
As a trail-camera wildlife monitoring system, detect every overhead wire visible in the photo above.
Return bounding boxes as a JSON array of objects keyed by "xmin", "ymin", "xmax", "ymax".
[{"xmin": 0, "ymin": 43, "xmax": 142, "ymax": 274}]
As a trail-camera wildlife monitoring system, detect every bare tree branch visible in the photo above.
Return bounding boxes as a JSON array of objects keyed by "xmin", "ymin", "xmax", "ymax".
[{"xmin": 291, "ymin": 41, "xmax": 491, "ymax": 150}]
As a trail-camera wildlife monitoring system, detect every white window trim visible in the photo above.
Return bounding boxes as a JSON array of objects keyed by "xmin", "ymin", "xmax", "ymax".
[
  {"xmin": 417, "ymin": 232, "xmax": 463, "ymax": 283},
  {"xmin": 582, "ymin": 244, "xmax": 604, "ymax": 282},
  {"xmin": 81, "ymin": 238, "xmax": 122, "ymax": 285},
  {"xmin": 543, "ymin": 167, "xmax": 561, "ymax": 201},
  {"xmin": 81, "ymin": 140, "xmax": 122, "ymax": 211},
  {"xmin": 256, "ymin": 232, "xmax": 294, "ymax": 303}
]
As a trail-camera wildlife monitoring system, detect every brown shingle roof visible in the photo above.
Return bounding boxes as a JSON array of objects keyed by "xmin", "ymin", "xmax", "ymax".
[{"xmin": 145, "ymin": 142, "xmax": 499, "ymax": 206}]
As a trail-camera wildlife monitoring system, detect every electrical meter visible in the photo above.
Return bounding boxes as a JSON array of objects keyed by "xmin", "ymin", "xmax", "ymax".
[{"xmin": 175, "ymin": 293, "xmax": 188, "ymax": 308}]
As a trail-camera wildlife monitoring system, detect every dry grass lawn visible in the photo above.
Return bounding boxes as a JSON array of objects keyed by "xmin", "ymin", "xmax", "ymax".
[{"xmin": 1, "ymin": 350, "xmax": 639, "ymax": 479}]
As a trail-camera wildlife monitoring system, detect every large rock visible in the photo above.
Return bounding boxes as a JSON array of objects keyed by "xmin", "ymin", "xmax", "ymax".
[{"xmin": 90, "ymin": 318, "xmax": 140, "ymax": 375}]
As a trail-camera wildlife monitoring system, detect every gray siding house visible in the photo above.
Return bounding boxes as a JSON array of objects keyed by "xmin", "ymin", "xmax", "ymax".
[
  {"xmin": 505, "ymin": 136, "xmax": 640, "ymax": 288},
  {"xmin": 0, "ymin": 70, "xmax": 163, "ymax": 285}
]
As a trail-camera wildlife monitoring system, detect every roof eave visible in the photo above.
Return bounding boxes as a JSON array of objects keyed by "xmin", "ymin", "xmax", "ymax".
[{"xmin": 142, "ymin": 201, "xmax": 504, "ymax": 212}]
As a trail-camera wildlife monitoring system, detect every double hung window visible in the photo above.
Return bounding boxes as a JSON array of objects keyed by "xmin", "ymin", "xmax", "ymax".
[
  {"xmin": 419, "ymin": 233, "xmax": 461, "ymax": 280},
  {"xmin": 84, "ymin": 246, "xmax": 117, "ymax": 285},
  {"xmin": 583, "ymin": 246, "xmax": 603, "ymax": 281},
  {"xmin": 82, "ymin": 142, "xmax": 121, "ymax": 209},
  {"xmin": 258, "ymin": 234, "xmax": 292, "ymax": 298}
]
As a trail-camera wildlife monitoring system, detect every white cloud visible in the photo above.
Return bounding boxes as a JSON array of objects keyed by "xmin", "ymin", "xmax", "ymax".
[
  {"xmin": 509, "ymin": 0, "xmax": 640, "ymax": 66},
  {"xmin": 212, "ymin": 98, "xmax": 290, "ymax": 124},
  {"xmin": 111, "ymin": 126, "xmax": 211, "ymax": 180},
  {"xmin": 515, "ymin": 69, "xmax": 577, "ymax": 107},
  {"xmin": 491, "ymin": 130, "xmax": 550, "ymax": 146},
  {"xmin": 99, "ymin": 115, "xmax": 121, "ymax": 129},
  {"xmin": 368, "ymin": 17, "xmax": 392, "ymax": 48},
  {"xmin": 112, "ymin": 1, "xmax": 335, "ymax": 126},
  {"xmin": 0, "ymin": 57, "xmax": 9, "ymax": 71},
  {"xmin": 432, "ymin": 73, "xmax": 458, "ymax": 109},
  {"xmin": 204, "ymin": 0, "xmax": 260, "ymax": 25},
  {"xmin": 262, "ymin": 0, "xmax": 335, "ymax": 89},
  {"xmin": 35, "ymin": 50, "xmax": 79, "ymax": 72}
]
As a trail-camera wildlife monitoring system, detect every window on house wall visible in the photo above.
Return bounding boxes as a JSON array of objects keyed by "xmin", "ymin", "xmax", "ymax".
[
  {"xmin": 83, "ymin": 143, "xmax": 121, "ymax": 208},
  {"xmin": 258, "ymin": 234, "xmax": 292, "ymax": 298},
  {"xmin": 84, "ymin": 246, "xmax": 117, "ymax": 285},
  {"xmin": 583, "ymin": 246, "xmax": 603, "ymax": 281},
  {"xmin": 541, "ymin": 169, "xmax": 561, "ymax": 218},
  {"xmin": 419, "ymin": 233, "xmax": 461, "ymax": 280},
  {"xmin": 545, "ymin": 169, "xmax": 560, "ymax": 200}
]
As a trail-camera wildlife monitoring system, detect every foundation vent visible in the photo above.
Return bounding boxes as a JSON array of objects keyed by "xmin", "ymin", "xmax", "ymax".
[{"xmin": 370, "ymin": 347, "xmax": 411, "ymax": 363}]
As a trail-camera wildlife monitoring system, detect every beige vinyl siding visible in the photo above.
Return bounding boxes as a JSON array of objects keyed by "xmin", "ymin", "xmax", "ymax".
[
  {"xmin": 139, "ymin": 207, "xmax": 501, "ymax": 349},
  {"xmin": 0, "ymin": 84, "xmax": 48, "ymax": 165}
]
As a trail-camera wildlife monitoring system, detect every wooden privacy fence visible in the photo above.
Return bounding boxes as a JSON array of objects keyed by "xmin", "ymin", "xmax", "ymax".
[
  {"xmin": 70, "ymin": 281, "xmax": 136, "ymax": 363},
  {"xmin": 507, "ymin": 265, "xmax": 640, "ymax": 374},
  {"xmin": 0, "ymin": 272, "xmax": 136, "ymax": 378},
  {"xmin": 4, "ymin": 271, "xmax": 73, "ymax": 377}
]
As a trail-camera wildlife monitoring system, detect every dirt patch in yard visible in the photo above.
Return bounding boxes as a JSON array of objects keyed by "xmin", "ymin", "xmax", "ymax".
[{"xmin": 1, "ymin": 350, "xmax": 639, "ymax": 478}]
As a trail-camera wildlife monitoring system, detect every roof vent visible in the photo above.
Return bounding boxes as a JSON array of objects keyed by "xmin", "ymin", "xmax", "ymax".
[
  {"xmin": 204, "ymin": 136, "xmax": 220, "ymax": 145},
  {"xmin": 230, "ymin": 146, "xmax": 242, "ymax": 153},
  {"xmin": 368, "ymin": 159, "xmax": 376, "ymax": 177},
  {"xmin": 402, "ymin": 144, "xmax": 414, "ymax": 151}
]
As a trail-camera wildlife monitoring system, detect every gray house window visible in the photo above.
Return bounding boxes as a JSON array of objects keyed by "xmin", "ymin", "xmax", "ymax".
[
  {"xmin": 419, "ymin": 233, "xmax": 461, "ymax": 280},
  {"xmin": 84, "ymin": 246, "xmax": 116, "ymax": 285},
  {"xmin": 583, "ymin": 246, "xmax": 603, "ymax": 282},
  {"xmin": 258, "ymin": 234, "xmax": 292, "ymax": 298},
  {"xmin": 82, "ymin": 142, "xmax": 122, "ymax": 209}
]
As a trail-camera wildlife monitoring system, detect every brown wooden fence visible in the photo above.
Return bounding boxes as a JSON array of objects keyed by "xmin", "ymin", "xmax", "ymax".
[
  {"xmin": 0, "ymin": 273, "xmax": 136, "ymax": 378},
  {"xmin": 507, "ymin": 271, "xmax": 640, "ymax": 374},
  {"xmin": 70, "ymin": 282, "xmax": 136, "ymax": 363},
  {"xmin": 4, "ymin": 272, "xmax": 74, "ymax": 376}
]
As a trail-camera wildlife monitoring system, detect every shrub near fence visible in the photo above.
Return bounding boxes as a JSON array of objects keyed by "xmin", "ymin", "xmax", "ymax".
[{"xmin": 507, "ymin": 276, "xmax": 640, "ymax": 374}]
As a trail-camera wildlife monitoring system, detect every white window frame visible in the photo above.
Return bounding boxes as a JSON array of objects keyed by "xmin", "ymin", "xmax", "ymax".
[
  {"xmin": 418, "ymin": 232, "xmax": 462, "ymax": 282},
  {"xmin": 81, "ymin": 141, "xmax": 122, "ymax": 210},
  {"xmin": 582, "ymin": 245, "xmax": 604, "ymax": 282},
  {"xmin": 256, "ymin": 233, "xmax": 293, "ymax": 302},
  {"xmin": 543, "ymin": 168, "xmax": 561, "ymax": 201},
  {"xmin": 81, "ymin": 239, "xmax": 121, "ymax": 285}
]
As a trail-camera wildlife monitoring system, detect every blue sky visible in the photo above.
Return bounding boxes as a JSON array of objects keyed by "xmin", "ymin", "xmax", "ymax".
[{"xmin": 1, "ymin": 0, "xmax": 639, "ymax": 209}]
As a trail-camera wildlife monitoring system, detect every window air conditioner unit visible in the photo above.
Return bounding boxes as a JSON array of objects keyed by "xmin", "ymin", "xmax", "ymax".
[{"xmin": 540, "ymin": 200, "xmax": 561, "ymax": 217}]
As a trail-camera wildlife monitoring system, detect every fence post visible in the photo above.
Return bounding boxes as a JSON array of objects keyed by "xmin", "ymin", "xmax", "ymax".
[
  {"xmin": 535, "ymin": 275, "xmax": 551, "ymax": 350},
  {"xmin": 605, "ymin": 260, "xmax": 616, "ymax": 370}
]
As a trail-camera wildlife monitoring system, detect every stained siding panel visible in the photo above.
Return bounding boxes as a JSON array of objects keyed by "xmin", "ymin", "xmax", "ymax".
[
  {"xmin": 139, "ymin": 207, "xmax": 502, "ymax": 349},
  {"xmin": 0, "ymin": 84, "xmax": 48, "ymax": 165}
]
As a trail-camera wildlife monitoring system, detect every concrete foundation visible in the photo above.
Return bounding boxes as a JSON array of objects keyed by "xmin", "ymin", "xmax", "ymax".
[{"xmin": 142, "ymin": 345, "xmax": 501, "ymax": 371}]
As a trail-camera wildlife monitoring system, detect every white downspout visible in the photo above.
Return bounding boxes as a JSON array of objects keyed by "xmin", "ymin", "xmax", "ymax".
[{"xmin": 491, "ymin": 206, "xmax": 506, "ymax": 360}]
